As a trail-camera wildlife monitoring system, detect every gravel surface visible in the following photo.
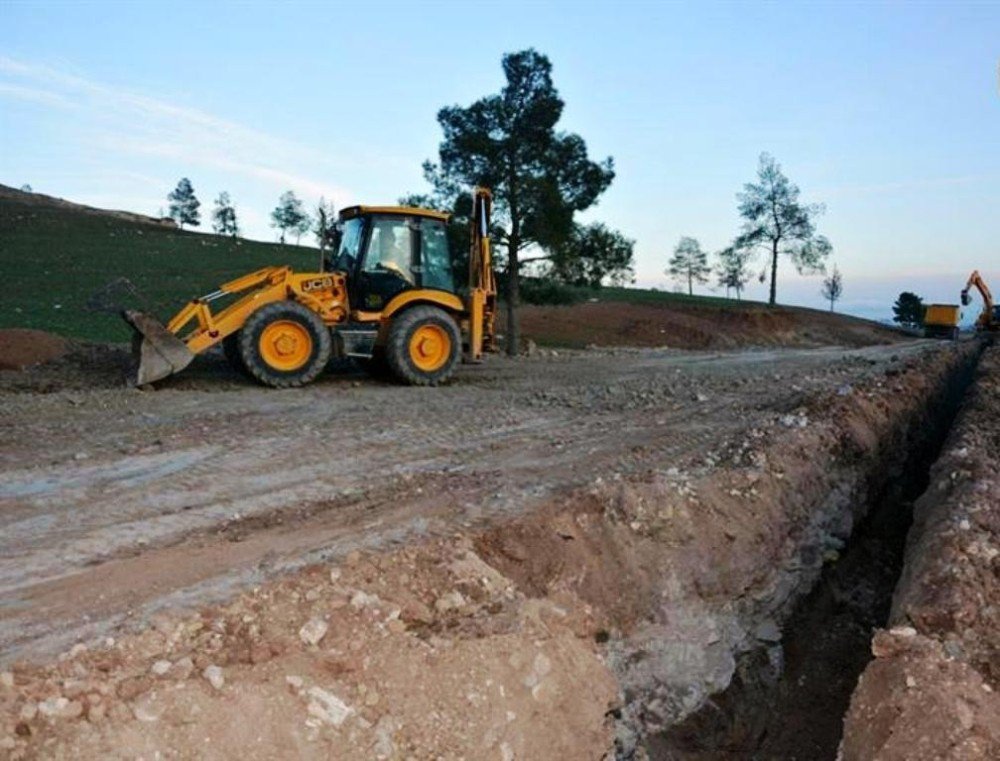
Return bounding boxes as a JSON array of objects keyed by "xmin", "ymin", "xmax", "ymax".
[{"xmin": 0, "ymin": 340, "xmax": 940, "ymax": 663}]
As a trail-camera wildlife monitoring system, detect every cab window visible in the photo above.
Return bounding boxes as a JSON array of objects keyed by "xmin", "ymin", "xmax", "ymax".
[
  {"xmin": 420, "ymin": 219, "xmax": 455, "ymax": 292},
  {"xmin": 333, "ymin": 217, "xmax": 364, "ymax": 273},
  {"xmin": 365, "ymin": 218, "xmax": 415, "ymax": 285}
]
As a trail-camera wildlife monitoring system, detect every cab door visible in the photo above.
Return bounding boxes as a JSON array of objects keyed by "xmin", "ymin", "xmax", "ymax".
[
  {"xmin": 355, "ymin": 216, "xmax": 417, "ymax": 311},
  {"xmin": 416, "ymin": 217, "xmax": 457, "ymax": 295}
]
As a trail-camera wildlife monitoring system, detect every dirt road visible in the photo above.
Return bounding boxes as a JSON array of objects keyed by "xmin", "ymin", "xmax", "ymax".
[{"xmin": 0, "ymin": 341, "xmax": 936, "ymax": 664}]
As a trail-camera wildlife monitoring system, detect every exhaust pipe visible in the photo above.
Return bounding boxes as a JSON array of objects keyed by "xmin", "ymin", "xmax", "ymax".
[{"xmin": 122, "ymin": 310, "xmax": 195, "ymax": 386}]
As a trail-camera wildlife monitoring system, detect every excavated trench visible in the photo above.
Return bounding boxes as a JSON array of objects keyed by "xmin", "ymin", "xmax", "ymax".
[{"xmin": 649, "ymin": 341, "xmax": 987, "ymax": 760}]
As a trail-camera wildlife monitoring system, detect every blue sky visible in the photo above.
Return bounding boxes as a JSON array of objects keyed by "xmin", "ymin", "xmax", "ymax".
[{"xmin": 1, "ymin": 0, "xmax": 998, "ymax": 319}]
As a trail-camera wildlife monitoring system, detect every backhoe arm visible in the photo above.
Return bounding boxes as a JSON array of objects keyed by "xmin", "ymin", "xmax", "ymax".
[
  {"xmin": 960, "ymin": 270, "xmax": 995, "ymax": 329},
  {"xmin": 467, "ymin": 187, "xmax": 498, "ymax": 361}
]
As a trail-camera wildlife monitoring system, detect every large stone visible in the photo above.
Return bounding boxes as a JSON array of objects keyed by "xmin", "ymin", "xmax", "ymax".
[
  {"xmin": 306, "ymin": 686, "xmax": 352, "ymax": 727},
  {"xmin": 202, "ymin": 665, "xmax": 225, "ymax": 691},
  {"xmin": 299, "ymin": 618, "xmax": 329, "ymax": 646},
  {"xmin": 171, "ymin": 656, "xmax": 195, "ymax": 680}
]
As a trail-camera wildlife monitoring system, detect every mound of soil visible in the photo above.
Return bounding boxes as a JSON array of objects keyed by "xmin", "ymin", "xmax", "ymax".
[
  {"xmin": 520, "ymin": 301, "xmax": 904, "ymax": 350},
  {"xmin": 840, "ymin": 345, "xmax": 1000, "ymax": 760},
  {"xmin": 0, "ymin": 329, "xmax": 69, "ymax": 371}
]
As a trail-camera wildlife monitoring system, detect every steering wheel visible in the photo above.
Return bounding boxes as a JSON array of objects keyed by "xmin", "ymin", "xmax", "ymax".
[{"xmin": 377, "ymin": 261, "xmax": 414, "ymax": 284}]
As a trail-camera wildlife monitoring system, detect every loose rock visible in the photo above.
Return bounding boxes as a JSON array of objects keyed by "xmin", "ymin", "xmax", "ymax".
[{"xmin": 202, "ymin": 665, "xmax": 224, "ymax": 691}]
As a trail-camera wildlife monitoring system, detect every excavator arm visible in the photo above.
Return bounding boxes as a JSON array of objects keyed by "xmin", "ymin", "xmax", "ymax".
[{"xmin": 960, "ymin": 270, "xmax": 997, "ymax": 331}]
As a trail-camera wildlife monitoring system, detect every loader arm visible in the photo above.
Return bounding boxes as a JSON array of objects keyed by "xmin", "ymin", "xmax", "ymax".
[
  {"xmin": 165, "ymin": 267, "xmax": 293, "ymax": 353},
  {"xmin": 124, "ymin": 266, "xmax": 348, "ymax": 385}
]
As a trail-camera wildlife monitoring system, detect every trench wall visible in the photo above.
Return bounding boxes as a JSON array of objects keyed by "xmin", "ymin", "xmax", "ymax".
[
  {"xmin": 841, "ymin": 345, "xmax": 1000, "ymax": 760},
  {"xmin": 474, "ymin": 340, "xmax": 983, "ymax": 755}
]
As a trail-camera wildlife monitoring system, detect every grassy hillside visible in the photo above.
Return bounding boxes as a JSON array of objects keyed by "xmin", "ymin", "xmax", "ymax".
[
  {"xmin": 0, "ymin": 186, "xmax": 903, "ymax": 350},
  {"xmin": 0, "ymin": 189, "xmax": 320, "ymax": 342}
]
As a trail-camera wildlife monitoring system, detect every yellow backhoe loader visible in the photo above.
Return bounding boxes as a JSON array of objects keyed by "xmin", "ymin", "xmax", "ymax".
[
  {"xmin": 124, "ymin": 188, "xmax": 497, "ymax": 387},
  {"xmin": 960, "ymin": 270, "xmax": 999, "ymax": 333}
]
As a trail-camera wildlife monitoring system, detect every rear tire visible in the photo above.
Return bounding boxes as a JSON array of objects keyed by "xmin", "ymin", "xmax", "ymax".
[
  {"xmin": 385, "ymin": 306, "xmax": 460, "ymax": 386},
  {"xmin": 239, "ymin": 301, "xmax": 332, "ymax": 388}
]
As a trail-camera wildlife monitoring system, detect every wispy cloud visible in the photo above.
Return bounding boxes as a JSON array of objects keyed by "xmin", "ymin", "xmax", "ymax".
[
  {"xmin": 0, "ymin": 56, "xmax": 354, "ymax": 210},
  {"xmin": 817, "ymin": 174, "xmax": 992, "ymax": 198},
  {"xmin": 0, "ymin": 81, "xmax": 76, "ymax": 109}
]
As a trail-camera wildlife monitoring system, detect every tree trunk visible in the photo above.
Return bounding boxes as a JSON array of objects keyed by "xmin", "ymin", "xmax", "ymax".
[
  {"xmin": 688, "ymin": 272, "xmax": 693, "ymax": 296},
  {"xmin": 505, "ymin": 173, "xmax": 522, "ymax": 356},
  {"xmin": 505, "ymin": 239, "xmax": 520, "ymax": 356},
  {"xmin": 769, "ymin": 240, "xmax": 779, "ymax": 306},
  {"xmin": 506, "ymin": 247, "xmax": 521, "ymax": 357}
]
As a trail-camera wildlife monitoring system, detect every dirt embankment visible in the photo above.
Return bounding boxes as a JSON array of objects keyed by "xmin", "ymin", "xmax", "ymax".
[
  {"xmin": 0, "ymin": 184, "xmax": 176, "ymax": 229},
  {"xmin": 0, "ymin": 341, "xmax": 979, "ymax": 759},
  {"xmin": 520, "ymin": 300, "xmax": 904, "ymax": 351},
  {"xmin": 841, "ymin": 345, "xmax": 1000, "ymax": 760},
  {"xmin": 0, "ymin": 330, "xmax": 68, "ymax": 371}
]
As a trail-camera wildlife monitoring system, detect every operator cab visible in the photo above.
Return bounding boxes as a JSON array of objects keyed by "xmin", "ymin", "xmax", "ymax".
[{"xmin": 329, "ymin": 206, "xmax": 456, "ymax": 311}]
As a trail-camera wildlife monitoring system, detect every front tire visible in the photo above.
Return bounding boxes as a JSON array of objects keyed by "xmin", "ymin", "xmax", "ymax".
[
  {"xmin": 239, "ymin": 301, "xmax": 332, "ymax": 388},
  {"xmin": 385, "ymin": 306, "xmax": 460, "ymax": 386}
]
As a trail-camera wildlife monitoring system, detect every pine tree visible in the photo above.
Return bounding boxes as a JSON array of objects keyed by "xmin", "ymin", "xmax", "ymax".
[
  {"xmin": 735, "ymin": 153, "xmax": 831, "ymax": 305},
  {"xmin": 271, "ymin": 191, "xmax": 310, "ymax": 245},
  {"xmin": 314, "ymin": 198, "xmax": 338, "ymax": 252},
  {"xmin": 892, "ymin": 292, "xmax": 924, "ymax": 328},
  {"xmin": 716, "ymin": 245, "xmax": 752, "ymax": 300},
  {"xmin": 667, "ymin": 237, "xmax": 711, "ymax": 295},
  {"xmin": 420, "ymin": 49, "xmax": 614, "ymax": 355},
  {"xmin": 167, "ymin": 178, "xmax": 201, "ymax": 229},
  {"xmin": 211, "ymin": 192, "xmax": 239, "ymax": 238}
]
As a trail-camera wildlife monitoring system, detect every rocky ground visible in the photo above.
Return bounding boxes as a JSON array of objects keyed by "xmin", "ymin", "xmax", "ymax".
[
  {"xmin": 841, "ymin": 345, "xmax": 1000, "ymax": 760},
  {"xmin": 0, "ymin": 335, "xmax": 988, "ymax": 759}
]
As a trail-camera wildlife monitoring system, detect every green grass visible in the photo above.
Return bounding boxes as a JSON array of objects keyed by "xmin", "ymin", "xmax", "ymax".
[
  {"xmin": 0, "ymin": 192, "xmax": 837, "ymax": 345},
  {"xmin": 1, "ymin": 196, "xmax": 321, "ymax": 342}
]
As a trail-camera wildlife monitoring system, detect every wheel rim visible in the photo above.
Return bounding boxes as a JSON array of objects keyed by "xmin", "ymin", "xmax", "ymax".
[
  {"xmin": 408, "ymin": 324, "xmax": 450, "ymax": 372},
  {"xmin": 259, "ymin": 320, "xmax": 313, "ymax": 371}
]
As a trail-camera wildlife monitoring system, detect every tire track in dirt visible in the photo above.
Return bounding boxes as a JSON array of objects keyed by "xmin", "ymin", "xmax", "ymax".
[{"xmin": 0, "ymin": 342, "xmax": 941, "ymax": 663}]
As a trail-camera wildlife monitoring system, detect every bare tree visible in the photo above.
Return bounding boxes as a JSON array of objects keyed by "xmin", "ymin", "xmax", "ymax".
[{"xmin": 821, "ymin": 265, "xmax": 844, "ymax": 312}]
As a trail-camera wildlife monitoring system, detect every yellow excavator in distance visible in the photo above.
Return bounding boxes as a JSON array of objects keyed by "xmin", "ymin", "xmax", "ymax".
[
  {"xmin": 124, "ymin": 188, "xmax": 497, "ymax": 388},
  {"xmin": 960, "ymin": 270, "xmax": 1000, "ymax": 333}
]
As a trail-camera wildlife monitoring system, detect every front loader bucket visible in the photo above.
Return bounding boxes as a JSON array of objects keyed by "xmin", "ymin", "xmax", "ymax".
[{"xmin": 122, "ymin": 310, "xmax": 195, "ymax": 386}]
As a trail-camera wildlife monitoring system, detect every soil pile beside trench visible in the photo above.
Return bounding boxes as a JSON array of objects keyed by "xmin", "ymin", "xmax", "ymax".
[
  {"xmin": 841, "ymin": 345, "xmax": 1000, "ymax": 760},
  {"xmin": 520, "ymin": 300, "xmax": 905, "ymax": 350}
]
